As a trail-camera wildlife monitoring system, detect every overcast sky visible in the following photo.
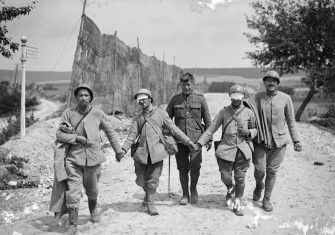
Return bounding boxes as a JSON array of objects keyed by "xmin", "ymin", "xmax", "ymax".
[{"xmin": 0, "ymin": 0, "xmax": 255, "ymax": 71}]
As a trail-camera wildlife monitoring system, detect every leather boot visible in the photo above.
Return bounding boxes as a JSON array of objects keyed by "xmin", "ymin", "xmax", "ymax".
[
  {"xmin": 88, "ymin": 199, "xmax": 100, "ymax": 223},
  {"xmin": 179, "ymin": 171, "xmax": 189, "ymax": 205},
  {"xmin": 190, "ymin": 169, "xmax": 200, "ymax": 204},
  {"xmin": 146, "ymin": 192, "xmax": 159, "ymax": 216},
  {"xmin": 67, "ymin": 207, "xmax": 78, "ymax": 235}
]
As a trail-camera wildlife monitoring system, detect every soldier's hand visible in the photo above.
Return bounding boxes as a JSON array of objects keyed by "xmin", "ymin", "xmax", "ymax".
[
  {"xmin": 187, "ymin": 141, "xmax": 196, "ymax": 152},
  {"xmin": 115, "ymin": 150, "xmax": 126, "ymax": 162},
  {"xmin": 205, "ymin": 141, "xmax": 212, "ymax": 151},
  {"xmin": 76, "ymin": 136, "xmax": 87, "ymax": 145},
  {"xmin": 238, "ymin": 128, "xmax": 250, "ymax": 137},
  {"xmin": 294, "ymin": 142, "xmax": 302, "ymax": 152}
]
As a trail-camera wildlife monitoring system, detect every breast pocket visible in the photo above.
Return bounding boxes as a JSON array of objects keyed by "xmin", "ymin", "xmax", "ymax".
[
  {"xmin": 190, "ymin": 105, "xmax": 201, "ymax": 118},
  {"xmin": 173, "ymin": 105, "xmax": 185, "ymax": 118}
]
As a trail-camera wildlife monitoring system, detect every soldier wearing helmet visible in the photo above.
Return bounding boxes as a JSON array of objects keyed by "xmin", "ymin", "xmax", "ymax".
[
  {"xmin": 120, "ymin": 88, "xmax": 196, "ymax": 216},
  {"xmin": 195, "ymin": 84, "xmax": 257, "ymax": 216},
  {"xmin": 166, "ymin": 72, "xmax": 212, "ymax": 205},
  {"xmin": 244, "ymin": 70, "xmax": 302, "ymax": 212},
  {"xmin": 55, "ymin": 84, "xmax": 124, "ymax": 233}
]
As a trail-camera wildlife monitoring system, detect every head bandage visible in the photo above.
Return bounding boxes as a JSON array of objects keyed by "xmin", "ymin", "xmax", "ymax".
[
  {"xmin": 136, "ymin": 94, "xmax": 149, "ymax": 103},
  {"xmin": 229, "ymin": 93, "xmax": 244, "ymax": 100}
]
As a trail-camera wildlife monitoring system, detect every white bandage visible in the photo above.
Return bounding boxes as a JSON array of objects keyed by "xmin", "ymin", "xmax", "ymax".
[
  {"xmin": 229, "ymin": 93, "xmax": 244, "ymax": 100},
  {"xmin": 136, "ymin": 94, "xmax": 149, "ymax": 103}
]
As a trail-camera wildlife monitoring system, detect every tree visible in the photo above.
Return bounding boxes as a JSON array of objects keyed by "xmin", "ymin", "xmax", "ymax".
[
  {"xmin": 245, "ymin": 0, "xmax": 335, "ymax": 121},
  {"xmin": 0, "ymin": 0, "xmax": 36, "ymax": 58}
]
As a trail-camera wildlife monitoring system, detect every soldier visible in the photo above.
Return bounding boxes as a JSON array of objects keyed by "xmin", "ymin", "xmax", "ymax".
[
  {"xmin": 56, "ymin": 84, "xmax": 124, "ymax": 234},
  {"xmin": 195, "ymin": 84, "xmax": 257, "ymax": 216},
  {"xmin": 120, "ymin": 89, "xmax": 196, "ymax": 215},
  {"xmin": 244, "ymin": 70, "xmax": 302, "ymax": 212},
  {"xmin": 166, "ymin": 72, "xmax": 211, "ymax": 205}
]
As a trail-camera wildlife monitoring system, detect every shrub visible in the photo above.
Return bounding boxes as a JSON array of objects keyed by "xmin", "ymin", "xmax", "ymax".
[
  {"xmin": 208, "ymin": 81, "xmax": 236, "ymax": 93},
  {"xmin": 0, "ymin": 112, "xmax": 38, "ymax": 145},
  {"xmin": 278, "ymin": 86, "xmax": 295, "ymax": 96}
]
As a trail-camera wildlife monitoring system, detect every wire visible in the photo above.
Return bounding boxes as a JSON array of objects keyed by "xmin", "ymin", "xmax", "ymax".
[{"xmin": 52, "ymin": 17, "xmax": 81, "ymax": 71}]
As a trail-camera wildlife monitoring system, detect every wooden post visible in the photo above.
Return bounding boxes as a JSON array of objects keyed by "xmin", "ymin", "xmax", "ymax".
[
  {"xmin": 113, "ymin": 30, "xmax": 117, "ymax": 115},
  {"xmin": 137, "ymin": 37, "xmax": 141, "ymax": 89},
  {"xmin": 162, "ymin": 52, "xmax": 165, "ymax": 102},
  {"xmin": 20, "ymin": 36, "xmax": 27, "ymax": 138},
  {"xmin": 67, "ymin": 0, "xmax": 87, "ymax": 108}
]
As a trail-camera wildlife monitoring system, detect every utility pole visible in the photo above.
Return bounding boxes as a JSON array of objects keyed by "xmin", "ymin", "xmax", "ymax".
[
  {"xmin": 137, "ymin": 37, "xmax": 141, "ymax": 89},
  {"xmin": 20, "ymin": 36, "xmax": 27, "ymax": 138}
]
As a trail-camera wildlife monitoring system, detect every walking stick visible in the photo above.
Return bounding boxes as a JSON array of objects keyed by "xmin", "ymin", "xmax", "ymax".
[{"xmin": 168, "ymin": 156, "xmax": 171, "ymax": 198}]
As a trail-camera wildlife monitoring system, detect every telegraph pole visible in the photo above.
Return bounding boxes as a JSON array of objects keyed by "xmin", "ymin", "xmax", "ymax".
[{"xmin": 20, "ymin": 36, "xmax": 27, "ymax": 137}]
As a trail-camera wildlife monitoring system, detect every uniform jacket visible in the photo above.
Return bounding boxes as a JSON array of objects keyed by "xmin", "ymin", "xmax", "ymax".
[
  {"xmin": 122, "ymin": 106, "xmax": 191, "ymax": 165},
  {"xmin": 244, "ymin": 91, "xmax": 300, "ymax": 148},
  {"xmin": 198, "ymin": 104, "xmax": 257, "ymax": 162},
  {"xmin": 166, "ymin": 90, "xmax": 211, "ymax": 142},
  {"xmin": 56, "ymin": 107, "xmax": 122, "ymax": 166}
]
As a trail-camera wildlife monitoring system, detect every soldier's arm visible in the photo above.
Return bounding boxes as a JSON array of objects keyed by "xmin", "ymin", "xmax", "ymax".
[
  {"xmin": 56, "ymin": 109, "xmax": 77, "ymax": 144},
  {"xmin": 162, "ymin": 110, "xmax": 191, "ymax": 144},
  {"xmin": 122, "ymin": 118, "xmax": 140, "ymax": 153},
  {"xmin": 247, "ymin": 109, "xmax": 257, "ymax": 140},
  {"xmin": 201, "ymin": 96, "xmax": 211, "ymax": 130},
  {"xmin": 197, "ymin": 110, "xmax": 223, "ymax": 146},
  {"xmin": 166, "ymin": 97, "xmax": 174, "ymax": 119},
  {"xmin": 285, "ymin": 95, "xmax": 300, "ymax": 143},
  {"xmin": 99, "ymin": 111, "xmax": 122, "ymax": 153}
]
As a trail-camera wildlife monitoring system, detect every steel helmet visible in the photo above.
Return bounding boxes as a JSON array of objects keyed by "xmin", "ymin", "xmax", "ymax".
[
  {"xmin": 229, "ymin": 84, "xmax": 244, "ymax": 100},
  {"xmin": 134, "ymin": 88, "xmax": 153, "ymax": 103},
  {"xmin": 263, "ymin": 70, "xmax": 280, "ymax": 84},
  {"xmin": 74, "ymin": 84, "xmax": 93, "ymax": 102}
]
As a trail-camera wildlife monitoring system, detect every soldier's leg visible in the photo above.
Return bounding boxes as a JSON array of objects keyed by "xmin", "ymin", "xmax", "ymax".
[
  {"xmin": 83, "ymin": 164, "xmax": 101, "ymax": 223},
  {"xmin": 144, "ymin": 160, "xmax": 164, "ymax": 216},
  {"xmin": 233, "ymin": 150, "xmax": 251, "ymax": 216},
  {"xmin": 134, "ymin": 161, "xmax": 147, "ymax": 205},
  {"xmin": 175, "ymin": 143, "xmax": 190, "ymax": 205},
  {"xmin": 263, "ymin": 145, "xmax": 286, "ymax": 211},
  {"xmin": 65, "ymin": 161, "xmax": 83, "ymax": 233},
  {"xmin": 216, "ymin": 157, "xmax": 234, "ymax": 206},
  {"xmin": 252, "ymin": 144, "xmax": 267, "ymax": 201},
  {"xmin": 189, "ymin": 148, "xmax": 202, "ymax": 204}
]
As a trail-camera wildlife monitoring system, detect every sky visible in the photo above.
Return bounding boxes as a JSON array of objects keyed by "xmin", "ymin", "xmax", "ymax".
[{"xmin": 0, "ymin": 0, "xmax": 256, "ymax": 71}]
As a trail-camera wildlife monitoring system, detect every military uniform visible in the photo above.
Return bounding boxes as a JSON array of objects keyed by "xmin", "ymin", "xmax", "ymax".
[{"xmin": 166, "ymin": 90, "xmax": 211, "ymax": 203}]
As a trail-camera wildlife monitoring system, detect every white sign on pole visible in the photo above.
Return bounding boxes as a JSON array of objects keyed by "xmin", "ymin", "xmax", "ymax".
[{"xmin": 26, "ymin": 46, "xmax": 39, "ymax": 59}]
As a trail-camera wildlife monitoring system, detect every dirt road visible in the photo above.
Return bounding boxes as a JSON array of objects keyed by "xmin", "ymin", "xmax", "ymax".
[{"xmin": 1, "ymin": 93, "xmax": 335, "ymax": 235}]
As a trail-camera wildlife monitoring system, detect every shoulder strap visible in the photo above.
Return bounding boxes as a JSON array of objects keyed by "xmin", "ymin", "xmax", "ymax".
[
  {"xmin": 220, "ymin": 106, "xmax": 245, "ymax": 139},
  {"xmin": 184, "ymin": 100, "xmax": 204, "ymax": 132},
  {"xmin": 144, "ymin": 115, "xmax": 169, "ymax": 146},
  {"xmin": 74, "ymin": 107, "xmax": 92, "ymax": 131}
]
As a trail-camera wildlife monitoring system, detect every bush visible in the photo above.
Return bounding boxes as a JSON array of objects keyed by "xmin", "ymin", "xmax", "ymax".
[
  {"xmin": 278, "ymin": 86, "xmax": 295, "ymax": 96},
  {"xmin": 42, "ymin": 83, "xmax": 58, "ymax": 91},
  {"xmin": 0, "ymin": 112, "xmax": 38, "ymax": 145},
  {"xmin": 0, "ymin": 81, "xmax": 40, "ymax": 115},
  {"xmin": 208, "ymin": 81, "xmax": 236, "ymax": 93}
]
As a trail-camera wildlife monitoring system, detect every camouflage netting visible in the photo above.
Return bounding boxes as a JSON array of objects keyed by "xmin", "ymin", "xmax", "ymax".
[{"xmin": 67, "ymin": 15, "xmax": 180, "ymax": 114}]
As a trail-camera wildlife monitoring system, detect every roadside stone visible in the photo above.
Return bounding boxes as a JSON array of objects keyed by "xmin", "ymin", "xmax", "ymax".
[{"xmin": 7, "ymin": 180, "xmax": 18, "ymax": 186}]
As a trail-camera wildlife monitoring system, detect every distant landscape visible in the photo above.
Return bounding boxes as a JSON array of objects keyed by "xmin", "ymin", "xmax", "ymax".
[{"xmin": 0, "ymin": 70, "xmax": 71, "ymax": 84}]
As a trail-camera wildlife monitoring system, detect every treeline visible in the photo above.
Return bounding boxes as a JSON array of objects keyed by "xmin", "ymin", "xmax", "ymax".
[
  {"xmin": 0, "ymin": 81, "xmax": 40, "ymax": 115},
  {"xmin": 208, "ymin": 81, "xmax": 295, "ymax": 96}
]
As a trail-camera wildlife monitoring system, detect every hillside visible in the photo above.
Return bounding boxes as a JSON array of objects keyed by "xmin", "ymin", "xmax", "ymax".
[
  {"xmin": 0, "ymin": 70, "xmax": 71, "ymax": 84},
  {"xmin": 184, "ymin": 67, "xmax": 305, "ymax": 79}
]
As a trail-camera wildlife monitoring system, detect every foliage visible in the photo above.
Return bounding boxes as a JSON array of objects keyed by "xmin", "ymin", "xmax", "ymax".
[
  {"xmin": 42, "ymin": 83, "xmax": 58, "ymax": 91},
  {"xmin": 207, "ymin": 81, "xmax": 236, "ymax": 93},
  {"xmin": 0, "ymin": 112, "xmax": 38, "ymax": 145},
  {"xmin": 0, "ymin": 81, "xmax": 40, "ymax": 114},
  {"xmin": 278, "ymin": 85, "xmax": 295, "ymax": 96},
  {"xmin": 245, "ymin": 0, "xmax": 335, "ymax": 120},
  {"xmin": 0, "ymin": 0, "xmax": 36, "ymax": 58}
]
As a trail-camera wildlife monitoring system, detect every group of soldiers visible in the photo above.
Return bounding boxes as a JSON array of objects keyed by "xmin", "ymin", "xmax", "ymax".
[{"xmin": 51, "ymin": 70, "xmax": 302, "ymax": 234}]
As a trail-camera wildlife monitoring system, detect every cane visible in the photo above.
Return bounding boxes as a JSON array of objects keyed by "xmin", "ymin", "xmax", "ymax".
[{"xmin": 168, "ymin": 156, "xmax": 171, "ymax": 198}]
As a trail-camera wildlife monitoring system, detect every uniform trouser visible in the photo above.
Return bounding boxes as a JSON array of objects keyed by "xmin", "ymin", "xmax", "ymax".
[
  {"xmin": 175, "ymin": 143, "xmax": 202, "ymax": 173},
  {"xmin": 65, "ymin": 160, "xmax": 101, "ymax": 208},
  {"xmin": 216, "ymin": 149, "xmax": 250, "ymax": 198},
  {"xmin": 252, "ymin": 144, "xmax": 287, "ymax": 200},
  {"xmin": 134, "ymin": 159, "xmax": 163, "ymax": 195}
]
